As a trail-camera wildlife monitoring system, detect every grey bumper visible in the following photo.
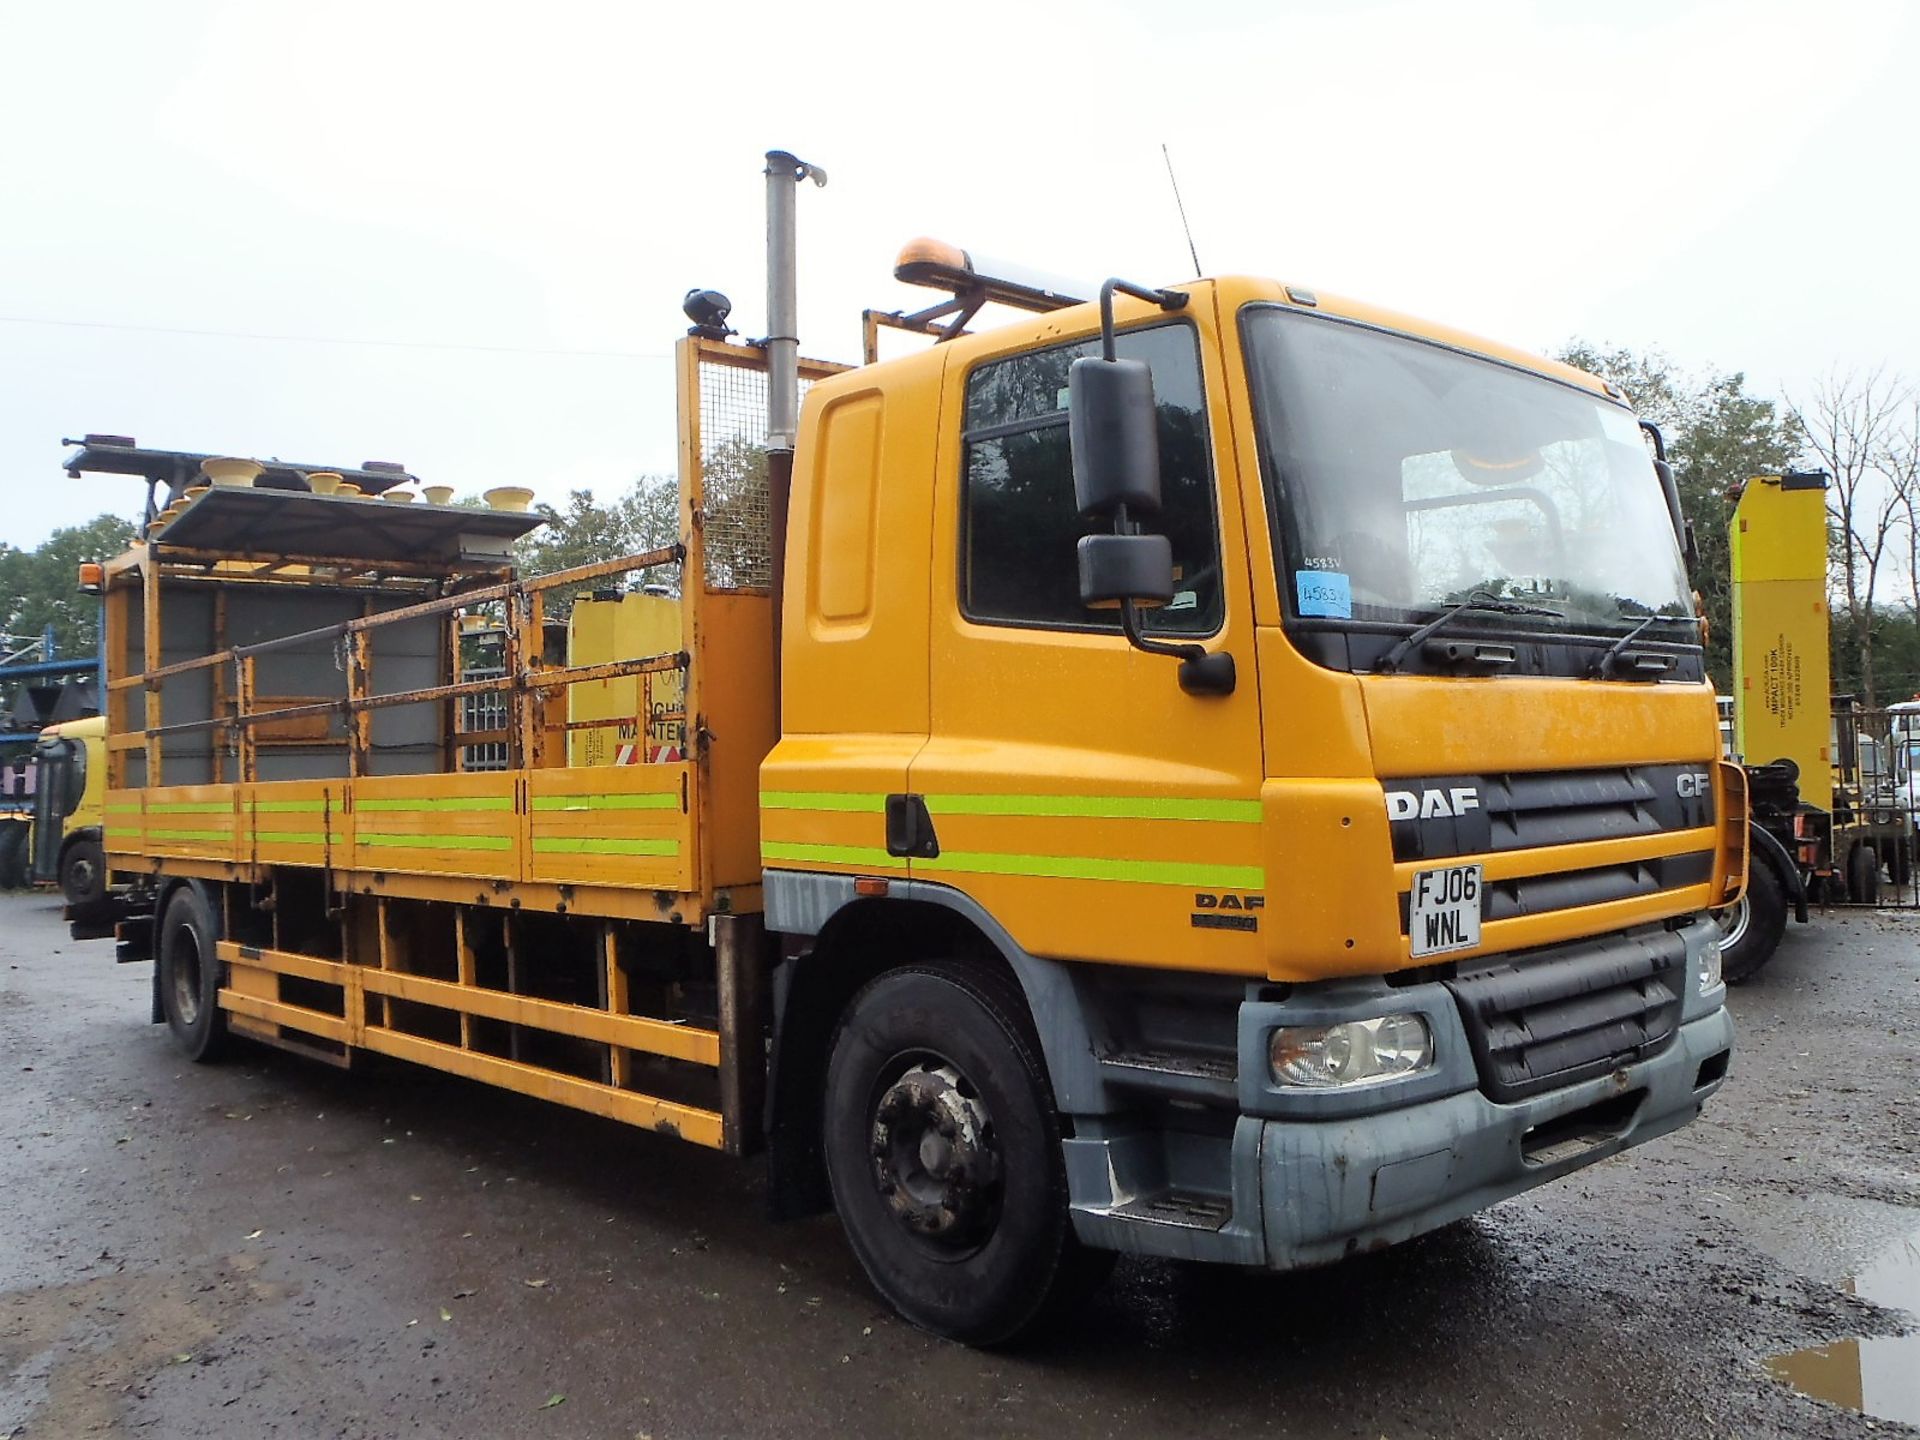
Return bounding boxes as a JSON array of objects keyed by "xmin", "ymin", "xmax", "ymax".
[
  {"xmin": 1066, "ymin": 918, "xmax": 1734, "ymax": 1268},
  {"xmin": 1255, "ymin": 1003, "xmax": 1732, "ymax": 1267}
]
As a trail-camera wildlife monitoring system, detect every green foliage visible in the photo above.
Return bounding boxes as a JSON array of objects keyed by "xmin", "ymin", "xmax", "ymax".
[
  {"xmin": 0, "ymin": 513, "xmax": 137, "ymax": 661},
  {"xmin": 509, "ymin": 476, "xmax": 679, "ymax": 615},
  {"xmin": 1556, "ymin": 343, "xmax": 1795, "ymax": 683}
]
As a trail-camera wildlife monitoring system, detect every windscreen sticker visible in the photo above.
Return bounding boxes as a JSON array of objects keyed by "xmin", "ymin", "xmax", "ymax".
[{"xmin": 1296, "ymin": 569, "xmax": 1352, "ymax": 618}]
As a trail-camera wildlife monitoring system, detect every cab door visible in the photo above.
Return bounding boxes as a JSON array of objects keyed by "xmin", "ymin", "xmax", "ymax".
[{"xmin": 908, "ymin": 288, "xmax": 1269, "ymax": 974}]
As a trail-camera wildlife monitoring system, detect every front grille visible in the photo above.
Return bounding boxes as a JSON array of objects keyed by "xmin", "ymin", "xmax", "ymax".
[
  {"xmin": 1387, "ymin": 763, "xmax": 1715, "ymax": 864},
  {"xmin": 1397, "ymin": 850, "xmax": 1715, "ymax": 933},
  {"xmin": 1443, "ymin": 928, "xmax": 1683, "ymax": 1101}
]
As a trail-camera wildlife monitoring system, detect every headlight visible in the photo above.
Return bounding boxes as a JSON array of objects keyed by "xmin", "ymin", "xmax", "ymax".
[
  {"xmin": 1268, "ymin": 1014, "xmax": 1434, "ymax": 1088},
  {"xmin": 1698, "ymin": 938, "xmax": 1723, "ymax": 994}
]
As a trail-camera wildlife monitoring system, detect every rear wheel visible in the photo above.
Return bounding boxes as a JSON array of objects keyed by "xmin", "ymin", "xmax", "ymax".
[
  {"xmin": 1892, "ymin": 838, "xmax": 1913, "ymax": 889},
  {"xmin": 1718, "ymin": 856, "xmax": 1788, "ymax": 985},
  {"xmin": 822, "ymin": 961, "xmax": 1112, "ymax": 1344},
  {"xmin": 60, "ymin": 837, "xmax": 106, "ymax": 910},
  {"xmin": 158, "ymin": 885, "xmax": 230, "ymax": 1062},
  {"xmin": 0, "ymin": 822, "xmax": 26, "ymax": 889}
]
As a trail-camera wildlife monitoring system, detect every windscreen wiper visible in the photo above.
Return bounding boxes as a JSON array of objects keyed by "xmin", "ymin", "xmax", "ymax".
[
  {"xmin": 1373, "ymin": 591, "xmax": 1564, "ymax": 674},
  {"xmin": 1591, "ymin": 613, "xmax": 1698, "ymax": 680}
]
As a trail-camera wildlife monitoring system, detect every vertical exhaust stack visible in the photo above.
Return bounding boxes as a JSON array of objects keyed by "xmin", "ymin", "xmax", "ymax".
[{"xmin": 762, "ymin": 149, "xmax": 826, "ymax": 732}]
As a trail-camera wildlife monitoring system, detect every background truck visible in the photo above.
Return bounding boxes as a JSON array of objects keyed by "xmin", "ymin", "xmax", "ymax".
[
  {"xmin": 1715, "ymin": 470, "xmax": 1910, "ymax": 980},
  {"xmin": 29, "ymin": 714, "xmax": 108, "ymax": 913},
  {"xmin": 83, "ymin": 152, "xmax": 1740, "ymax": 1343}
]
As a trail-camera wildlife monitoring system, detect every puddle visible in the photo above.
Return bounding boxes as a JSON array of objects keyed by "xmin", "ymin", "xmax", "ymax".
[{"xmin": 1766, "ymin": 1227, "xmax": 1920, "ymax": 1425}]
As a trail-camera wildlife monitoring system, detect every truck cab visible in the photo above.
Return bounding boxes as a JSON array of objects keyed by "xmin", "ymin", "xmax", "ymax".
[
  {"xmin": 762, "ymin": 271, "xmax": 1740, "ymax": 1330},
  {"xmin": 31, "ymin": 714, "xmax": 107, "ymax": 911}
]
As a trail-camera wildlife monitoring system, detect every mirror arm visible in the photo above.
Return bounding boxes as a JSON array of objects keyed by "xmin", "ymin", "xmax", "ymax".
[
  {"xmin": 1097, "ymin": 278, "xmax": 1190, "ymax": 361},
  {"xmin": 1637, "ymin": 419, "xmax": 1669, "ymax": 464},
  {"xmin": 1109, "ymin": 501, "xmax": 1234, "ymax": 696},
  {"xmin": 1119, "ymin": 601, "xmax": 1236, "ymax": 696}
]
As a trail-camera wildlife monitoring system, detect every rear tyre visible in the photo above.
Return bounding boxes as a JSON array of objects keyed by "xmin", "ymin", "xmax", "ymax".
[
  {"xmin": 158, "ymin": 885, "xmax": 230, "ymax": 1063},
  {"xmin": 1718, "ymin": 857, "xmax": 1788, "ymax": 985},
  {"xmin": 822, "ymin": 961, "xmax": 1113, "ymax": 1345},
  {"xmin": 1848, "ymin": 844, "xmax": 1881, "ymax": 906},
  {"xmin": 0, "ymin": 823, "xmax": 26, "ymax": 889},
  {"xmin": 60, "ymin": 837, "xmax": 106, "ymax": 910},
  {"xmin": 1892, "ymin": 839, "xmax": 1913, "ymax": 889}
]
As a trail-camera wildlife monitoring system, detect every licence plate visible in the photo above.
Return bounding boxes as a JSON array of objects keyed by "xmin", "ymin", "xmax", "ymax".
[{"xmin": 1409, "ymin": 863, "xmax": 1482, "ymax": 958}]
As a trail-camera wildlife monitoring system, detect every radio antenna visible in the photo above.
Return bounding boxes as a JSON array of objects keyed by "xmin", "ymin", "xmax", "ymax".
[{"xmin": 1161, "ymin": 143, "xmax": 1203, "ymax": 280}]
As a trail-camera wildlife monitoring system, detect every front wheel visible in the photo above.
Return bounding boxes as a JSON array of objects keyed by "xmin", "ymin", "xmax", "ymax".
[
  {"xmin": 822, "ymin": 962, "xmax": 1112, "ymax": 1344},
  {"xmin": 1717, "ymin": 857, "xmax": 1788, "ymax": 985},
  {"xmin": 60, "ymin": 837, "xmax": 106, "ymax": 910},
  {"xmin": 158, "ymin": 885, "xmax": 230, "ymax": 1062}
]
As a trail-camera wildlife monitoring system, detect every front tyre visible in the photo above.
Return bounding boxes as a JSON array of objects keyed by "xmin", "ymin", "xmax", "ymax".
[
  {"xmin": 60, "ymin": 837, "xmax": 106, "ymax": 910},
  {"xmin": 158, "ymin": 885, "xmax": 230, "ymax": 1062},
  {"xmin": 1717, "ymin": 857, "xmax": 1788, "ymax": 985},
  {"xmin": 822, "ymin": 962, "xmax": 1111, "ymax": 1344}
]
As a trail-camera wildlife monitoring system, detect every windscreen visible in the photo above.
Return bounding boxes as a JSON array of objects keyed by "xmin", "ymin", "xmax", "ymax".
[{"xmin": 1245, "ymin": 309, "xmax": 1695, "ymax": 646}]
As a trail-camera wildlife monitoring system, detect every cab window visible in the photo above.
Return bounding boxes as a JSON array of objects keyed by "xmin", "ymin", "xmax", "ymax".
[{"xmin": 960, "ymin": 323, "xmax": 1221, "ymax": 634}]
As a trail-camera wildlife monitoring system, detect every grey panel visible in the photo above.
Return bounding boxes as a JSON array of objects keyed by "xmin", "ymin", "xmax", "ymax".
[{"xmin": 367, "ymin": 613, "xmax": 443, "ymax": 775}]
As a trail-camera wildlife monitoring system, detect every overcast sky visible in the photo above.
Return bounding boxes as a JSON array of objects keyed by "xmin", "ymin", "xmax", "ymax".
[{"xmin": 1, "ymin": 0, "xmax": 1911, "ymax": 548}]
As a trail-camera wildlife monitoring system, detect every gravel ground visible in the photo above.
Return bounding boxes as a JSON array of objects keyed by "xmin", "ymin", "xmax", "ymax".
[{"xmin": 1, "ymin": 890, "xmax": 1916, "ymax": 1439}]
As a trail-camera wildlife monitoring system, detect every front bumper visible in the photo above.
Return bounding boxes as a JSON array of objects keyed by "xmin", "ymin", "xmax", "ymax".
[
  {"xmin": 1065, "ymin": 917, "xmax": 1733, "ymax": 1268},
  {"xmin": 1255, "ymin": 1003, "xmax": 1731, "ymax": 1267}
]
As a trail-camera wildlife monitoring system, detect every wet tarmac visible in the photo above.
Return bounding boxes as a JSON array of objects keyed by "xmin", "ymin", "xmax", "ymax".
[
  {"xmin": 1, "ymin": 889, "xmax": 1916, "ymax": 1438},
  {"xmin": 1766, "ymin": 1225, "xmax": 1920, "ymax": 1425}
]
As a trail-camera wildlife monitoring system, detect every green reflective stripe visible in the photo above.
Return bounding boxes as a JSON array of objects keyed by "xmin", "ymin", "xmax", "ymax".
[
  {"xmin": 925, "ymin": 794, "xmax": 1261, "ymax": 823},
  {"xmin": 147, "ymin": 828, "xmax": 230, "ymax": 843},
  {"xmin": 356, "ymin": 795, "xmax": 514, "ymax": 812},
  {"xmin": 920, "ymin": 850, "xmax": 1265, "ymax": 890},
  {"xmin": 252, "ymin": 798, "xmax": 328, "ymax": 814},
  {"xmin": 532, "ymin": 837, "xmax": 678, "ymax": 857},
  {"xmin": 149, "ymin": 801, "xmax": 232, "ymax": 815},
  {"xmin": 357, "ymin": 832, "xmax": 512, "ymax": 851},
  {"xmin": 763, "ymin": 841, "xmax": 906, "ymax": 870},
  {"xmin": 105, "ymin": 803, "xmax": 142, "ymax": 814},
  {"xmin": 254, "ymin": 831, "xmax": 345, "ymax": 845},
  {"xmin": 764, "ymin": 791, "xmax": 1261, "ymax": 822},
  {"xmin": 760, "ymin": 791, "xmax": 887, "ymax": 813},
  {"xmin": 531, "ymin": 792, "xmax": 677, "ymax": 812}
]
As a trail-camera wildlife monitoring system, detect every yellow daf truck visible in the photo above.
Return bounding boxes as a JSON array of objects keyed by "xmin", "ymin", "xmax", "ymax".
[
  {"xmin": 83, "ymin": 152, "xmax": 1741, "ymax": 1344},
  {"xmin": 31, "ymin": 714, "xmax": 109, "ymax": 912}
]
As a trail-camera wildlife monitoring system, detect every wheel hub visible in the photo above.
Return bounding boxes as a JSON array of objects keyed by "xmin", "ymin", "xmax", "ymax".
[
  {"xmin": 869, "ymin": 1062, "xmax": 1000, "ymax": 1244},
  {"xmin": 1713, "ymin": 894, "xmax": 1751, "ymax": 949},
  {"xmin": 172, "ymin": 930, "xmax": 202, "ymax": 1025}
]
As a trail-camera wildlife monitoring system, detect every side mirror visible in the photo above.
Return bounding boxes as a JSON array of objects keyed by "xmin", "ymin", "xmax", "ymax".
[
  {"xmin": 1653, "ymin": 457, "xmax": 1692, "ymax": 568},
  {"xmin": 1061, "ymin": 277, "xmax": 1235, "ymax": 699},
  {"xmin": 1078, "ymin": 533, "xmax": 1174, "ymax": 608},
  {"xmin": 1069, "ymin": 356, "xmax": 1161, "ymax": 520}
]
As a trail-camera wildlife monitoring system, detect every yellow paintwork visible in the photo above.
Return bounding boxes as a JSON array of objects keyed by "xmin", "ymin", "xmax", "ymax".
[
  {"xmin": 767, "ymin": 276, "xmax": 1739, "ymax": 983},
  {"xmin": 1730, "ymin": 474, "xmax": 1831, "ymax": 786},
  {"xmin": 39, "ymin": 715, "xmax": 106, "ymax": 840},
  {"xmin": 567, "ymin": 593, "xmax": 685, "ymax": 765},
  {"xmin": 214, "ymin": 938, "xmax": 725, "ymax": 1147}
]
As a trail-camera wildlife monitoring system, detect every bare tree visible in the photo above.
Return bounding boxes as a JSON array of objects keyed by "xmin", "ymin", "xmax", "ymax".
[
  {"xmin": 1790, "ymin": 368, "xmax": 1913, "ymax": 707},
  {"xmin": 1887, "ymin": 392, "xmax": 1920, "ymax": 624}
]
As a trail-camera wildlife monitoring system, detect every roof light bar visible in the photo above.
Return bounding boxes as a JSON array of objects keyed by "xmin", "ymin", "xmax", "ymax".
[
  {"xmin": 893, "ymin": 238, "xmax": 1089, "ymax": 313},
  {"xmin": 865, "ymin": 238, "xmax": 1096, "ymax": 361}
]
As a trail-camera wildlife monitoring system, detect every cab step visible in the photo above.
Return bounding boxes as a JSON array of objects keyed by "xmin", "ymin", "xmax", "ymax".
[{"xmin": 1106, "ymin": 1189, "xmax": 1233, "ymax": 1232}]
